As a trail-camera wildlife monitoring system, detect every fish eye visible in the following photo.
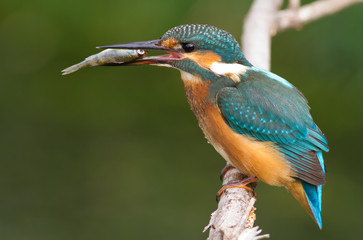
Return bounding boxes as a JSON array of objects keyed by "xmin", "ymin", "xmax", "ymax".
[
  {"xmin": 137, "ymin": 49, "xmax": 145, "ymax": 56},
  {"xmin": 182, "ymin": 43, "xmax": 195, "ymax": 52}
]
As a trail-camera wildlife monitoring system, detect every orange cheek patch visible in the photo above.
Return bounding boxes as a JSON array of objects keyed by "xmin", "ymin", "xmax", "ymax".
[
  {"xmin": 183, "ymin": 51, "xmax": 221, "ymax": 70},
  {"xmin": 161, "ymin": 37, "xmax": 179, "ymax": 48}
]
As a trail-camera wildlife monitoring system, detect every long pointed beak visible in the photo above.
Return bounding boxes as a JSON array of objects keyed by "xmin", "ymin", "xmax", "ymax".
[
  {"xmin": 98, "ymin": 39, "xmax": 169, "ymax": 51},
  {"xmin": 97, "ymin": 39, "xmax": 182, "ymax": 66}
]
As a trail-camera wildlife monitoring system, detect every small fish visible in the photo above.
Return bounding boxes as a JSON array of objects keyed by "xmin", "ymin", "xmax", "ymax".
[{"xmin": 61, "ymin": 49, "xmax": 147, "ymax": 75}]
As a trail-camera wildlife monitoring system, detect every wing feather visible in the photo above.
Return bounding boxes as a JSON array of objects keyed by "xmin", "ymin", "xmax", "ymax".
[{"xmin": 216, "ymin": 76, "xmax": 328, "ymax": 185}]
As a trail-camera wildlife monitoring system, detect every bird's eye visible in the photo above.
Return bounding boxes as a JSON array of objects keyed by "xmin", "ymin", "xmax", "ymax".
[{"xmin": 182, "ymin": 43, "xmax": 195, "ymax": 52}]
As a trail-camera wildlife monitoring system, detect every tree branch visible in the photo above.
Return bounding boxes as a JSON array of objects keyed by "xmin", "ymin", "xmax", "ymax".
[
  {"xmin": 205, "ymin": 0, "xmax": 363, "ymax": 239},
  {"xmin": 204, "ymin": 168, "xmax": 268, "ymax": 240},
  {"xmin": 242, "ymin": 0, "xmax": 283, "ymax": 70},
  {"xmin": 242, "ymin": 0, "xmax": 362, "ymax": 71},
  {"xmin": 276, "ymin": 0, "xmax": 363, "ymax": 33}
]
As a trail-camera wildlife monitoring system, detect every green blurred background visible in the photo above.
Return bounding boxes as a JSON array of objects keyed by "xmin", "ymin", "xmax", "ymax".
[{"xmin": 1, "ymin": 0, "xmax": 362, "ymax": 239}]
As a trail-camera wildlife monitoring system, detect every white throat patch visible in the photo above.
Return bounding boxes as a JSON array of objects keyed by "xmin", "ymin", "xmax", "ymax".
[
  {"xmin": 210, "ymin": 62, "xmax": 249, "ymax": 82},
  {"xmin": 180, "ymin": 71, "xmax": 203, "ymax": 84}
]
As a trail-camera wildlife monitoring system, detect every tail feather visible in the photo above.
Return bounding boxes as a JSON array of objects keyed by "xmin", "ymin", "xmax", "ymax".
[
  {"xmin": 286, "ymin": 180, "xmax": 323, "ymax": 229},
  {"xmin": 316, "ymin": 151, "xmax": 325, "ymax": 212},
  {"xmin": 301, "ymin": 181, "xmax": 323, "ymax": 229}
]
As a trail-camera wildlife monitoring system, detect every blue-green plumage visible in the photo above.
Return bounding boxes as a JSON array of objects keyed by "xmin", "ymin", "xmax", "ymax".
[
  {"xmin": 302, "ymin": 179, "xmax": 323, "ymax": 228},
  {"xmin": 217, "ymin": 66, "xmax": 328, "ymax": 184},
  {"xmin": 216, "ymin": 66, "xmax": 328, "ymax": 228}
]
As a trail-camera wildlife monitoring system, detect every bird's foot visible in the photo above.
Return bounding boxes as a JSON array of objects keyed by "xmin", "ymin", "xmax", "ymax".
[
  {"xmin": 219, "ymin": 163, "xmax": 235, "ymax": 181},
  {"xmin": 216, "ymin": 176, "xmax": 258, "ymax": 202}
]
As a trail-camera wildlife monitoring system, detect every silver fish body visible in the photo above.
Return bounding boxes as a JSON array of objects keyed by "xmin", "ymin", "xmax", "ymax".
[{"xmin": 62, "ymin": 49, "xmax": 147, "ymax": 75}]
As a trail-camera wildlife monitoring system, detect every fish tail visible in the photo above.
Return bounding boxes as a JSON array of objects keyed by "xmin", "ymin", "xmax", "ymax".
[{"xmin": 61, "ymin": 61, "xmax": 89, "ymax": 75}]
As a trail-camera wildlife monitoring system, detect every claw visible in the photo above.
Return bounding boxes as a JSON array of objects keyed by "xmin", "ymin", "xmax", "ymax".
[
  {"xmin": 219, "ymin": 164, "xmax": 235, "ymax": 181},
  {"xmin": 216, "ymin": 176, "xmax": 258, "ymax": 202}
]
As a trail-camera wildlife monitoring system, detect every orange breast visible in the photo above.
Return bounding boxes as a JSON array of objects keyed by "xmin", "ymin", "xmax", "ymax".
[{"xmin": 182, "ymin": 79, "xmax": 294, "ymax": 186}]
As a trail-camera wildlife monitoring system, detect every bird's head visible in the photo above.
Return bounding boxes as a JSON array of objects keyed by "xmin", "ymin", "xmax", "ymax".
[{"xmin": 99, "ymin": 24, "xmax": 252, "ymax": 82}]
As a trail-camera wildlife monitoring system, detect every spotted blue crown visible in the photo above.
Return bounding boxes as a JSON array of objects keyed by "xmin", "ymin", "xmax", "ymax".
[{"xmin": 162, "ymin": 24, "xmax": 251, "ymax": 65}]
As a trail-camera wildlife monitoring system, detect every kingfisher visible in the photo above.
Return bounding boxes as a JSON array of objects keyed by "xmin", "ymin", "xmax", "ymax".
[{"xmin": 99, "ymin": 24, "xmax": 328, "ymax": 228}]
